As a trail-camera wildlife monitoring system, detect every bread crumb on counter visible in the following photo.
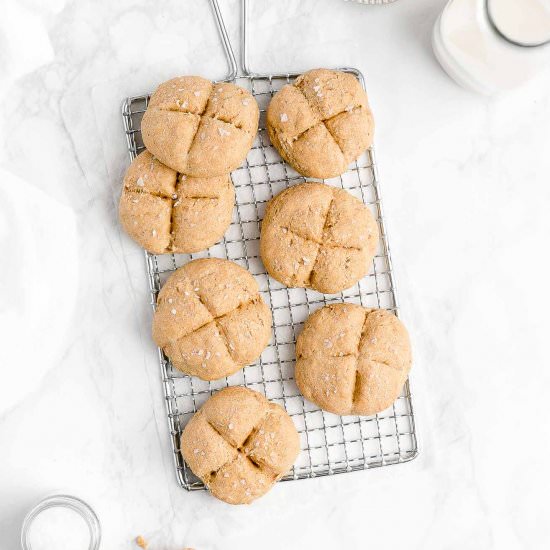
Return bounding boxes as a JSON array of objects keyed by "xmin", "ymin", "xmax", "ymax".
[{"xmin": 134, "ymin": 535, "xmax": 195, "ymax": 550}]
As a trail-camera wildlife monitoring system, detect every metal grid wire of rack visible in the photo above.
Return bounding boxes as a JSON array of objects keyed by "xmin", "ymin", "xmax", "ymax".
[{"xmin": 121, "ymin": 0, "xmax": 417, "ymax": 491}]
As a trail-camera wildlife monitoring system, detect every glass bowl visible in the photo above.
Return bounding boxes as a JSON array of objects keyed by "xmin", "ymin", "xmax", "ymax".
[{"xmin": 21, "ymin": 494, "xmax": 101, "ymax": 550}]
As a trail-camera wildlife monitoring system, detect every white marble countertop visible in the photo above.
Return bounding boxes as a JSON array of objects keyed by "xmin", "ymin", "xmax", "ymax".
[{"xmin": 1, "ymin": 0, "xmax": 549, "ymax": 548}]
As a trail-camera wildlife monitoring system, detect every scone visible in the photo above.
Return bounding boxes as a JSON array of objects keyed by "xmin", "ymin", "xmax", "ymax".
[
  {"xmin": 260, "ymin": 182, "xmax": 379, "ymax": 294},
  {"xmin": 180, "ymin": 386, "xmax": 300, "ymax": 504},
  {"xmin": 267, "ymin": 68, "xmax": 374, "ymax": 178},
  {"xmin": 141, "ymin": 76, "xmax": 259, "ymax": 176},
  {"xmin": 119, "ymin": 151, "xmax": 234, "ymax": 254},
  {"xmin": 152, "ymin": 258, "xmax": 271, "ymax": 381},
  {"xmin": 295, "ymin": 304, "xmax": 412, "ymax": 416}
]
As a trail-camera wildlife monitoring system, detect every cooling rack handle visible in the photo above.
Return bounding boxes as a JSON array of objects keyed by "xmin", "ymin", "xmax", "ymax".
[
  {"xmin": 241, "ymin": 0, "xmax": 254, "ymax": 76},
  {"xmin": 210, "ymin": 0, "xmax": 238, "ymax": 81},
  {"xmin": 212, "ymin": 0, "xmax": 262, "ymax": 78}
]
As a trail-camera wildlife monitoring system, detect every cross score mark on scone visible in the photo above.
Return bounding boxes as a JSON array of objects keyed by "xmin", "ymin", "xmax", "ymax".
[
  {"xmin": 260, "ymin": 182, "xmax": 379, "ymax": 294},
  {"xmin": 267, "ymin": 68, "xmax": 375, "ymax": 179},
  {"xmin": 181, "ymin": 387, "xmax": 300, "ymax": 505},
  {"xmin": 141, "ymin": 76, "xmax": 259, "ymax": 177},
  {"xmin": 152, "ymin": 259, "xmax": 271, "ymax": 381},
  {"xmin": 295, "ymin": 304, "xmax": 412, "ymax": 416},
  {"xmin": 119, "ymin": 151, "xmax": 234, "ymax": 254}
]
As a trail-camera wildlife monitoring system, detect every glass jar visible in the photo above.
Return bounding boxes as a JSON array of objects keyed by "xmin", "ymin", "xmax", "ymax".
[
  {"xmin": 433, "ymin": 0, "xmax": 550, "ymax": 94},
  {"xmin": 21, "ymin": 495, "xmax": 101, "ymax": 550}
]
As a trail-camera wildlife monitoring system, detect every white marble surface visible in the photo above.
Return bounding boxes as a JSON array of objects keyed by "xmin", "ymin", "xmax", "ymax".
[{"xmin": 1, "ymin": 0, "xmax": 549, "ymax": 548}]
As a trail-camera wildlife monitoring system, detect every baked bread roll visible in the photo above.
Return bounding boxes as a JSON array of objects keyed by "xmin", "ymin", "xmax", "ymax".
[
  {"xmin": 267, "ymin": 68, "xmax": 374, "ymax": 179},
  {"xmin": 152, "ymin": 259, "xmax": 271, "ymax": 381},
  {"xmin": 141, "ymin": 76, "xmax": 259, "ymax": 176},
  {"xmin": 260, "ymin": 182, "xmax": 379, "ymax": 294},
  {"xmin": 181, "ymin": 386, "xmax": 299, "ymax": 504},
  {"xmin": 119, "ymin": 151, "xmax": 234, "ymax": 254},
  {"xmin": 295, "ymin": 304, "xmax": 412, "ymax": 416}
]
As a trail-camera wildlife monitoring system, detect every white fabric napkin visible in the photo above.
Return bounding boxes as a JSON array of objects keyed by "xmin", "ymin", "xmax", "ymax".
[{"xmin": 0, "ymin": 168, "xmax": 78, "ymax": 415}]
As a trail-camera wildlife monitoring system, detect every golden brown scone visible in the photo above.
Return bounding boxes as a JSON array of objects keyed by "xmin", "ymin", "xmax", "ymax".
[
  {"xmin": 260, "ymin": 182, "xmax": 379, "ymax": 294},
  {"xmin": 267, "ymin": 68, "xmax": 374, "ymax": 179},
  {"xmin": 141, "ymin": 76, "xmax": 259, "ymax": 176},
  {"xmin": 152, "ymin": 259, "xmax": 272, "ymax": 381},
  {"xmin": 119, "ymin": 151, "xmax": 234, "ymax": 254},
  {"xmin": 295, "ymin": 304, "xmax": 412, "ymax": 416},
  {"xmin": 181, "ymin": 386, "xmax": 300, "ymax": 505}
]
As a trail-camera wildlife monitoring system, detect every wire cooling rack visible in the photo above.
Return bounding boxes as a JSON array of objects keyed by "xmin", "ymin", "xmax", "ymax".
[{"xmin": 121, "ymin": 0, "xmax": 417, "ymax": 491}]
